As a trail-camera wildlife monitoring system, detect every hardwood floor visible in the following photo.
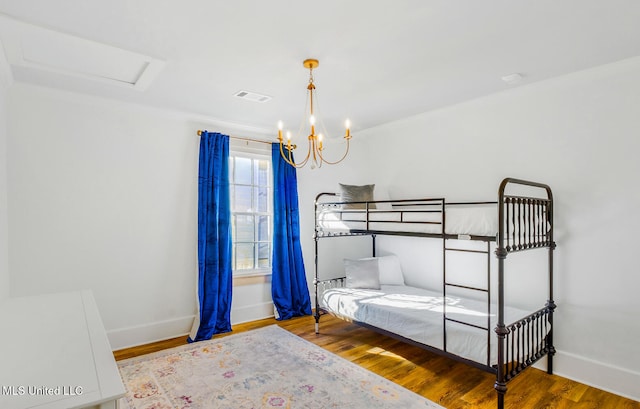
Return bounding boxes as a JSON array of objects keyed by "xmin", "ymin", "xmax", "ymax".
[{"xmin": 114, "ymin": 315, "xmax": 639, "ymax": 409}]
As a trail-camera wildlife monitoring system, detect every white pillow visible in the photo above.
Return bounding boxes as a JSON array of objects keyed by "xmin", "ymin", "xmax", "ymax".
[
  {"xmin": 344, "ymin": 258, "xmax": 381, "ymax": 289},
  {"xmin": 377, "ymin": 255, "xmax": 405, "ymax": 286}
]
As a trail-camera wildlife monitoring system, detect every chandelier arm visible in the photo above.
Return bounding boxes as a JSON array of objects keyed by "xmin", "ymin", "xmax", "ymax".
[
  {"xmin": 315, "ymin": 138, "xmax": 351, "ymax": 165},
  {"xmin": 296, "ymin": 138, "xmax": 314, "ymax": 168},
  {"xmin": 278, "ymin": 139, "xmax": 313, "ymax": 169},
  {"xmin": 279, "ymin": 142, "xmax": 298, "ymax": 167},
  {"xmin": 295, "ymin": 146, "xmax": 312, "ymax": 168},
  {"xmin": 278, "ymin": 142, "xmax": 291, "ymax": 163}
]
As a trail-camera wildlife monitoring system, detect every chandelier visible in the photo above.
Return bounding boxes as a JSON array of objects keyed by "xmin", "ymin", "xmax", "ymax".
[{"xmin": 277, "ymin": 59, "xmax": 351, "ymax": 168}]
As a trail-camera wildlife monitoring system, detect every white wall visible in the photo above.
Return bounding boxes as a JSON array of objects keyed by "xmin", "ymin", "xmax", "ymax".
[
  {"xmin": 297, "ymin": 57, "xmax": 640, "ymax": 400},
  {"xmin": 6, "ymin": 84, "xmax": 274, "ymax": 349},
  {"xmin": 0, "ymin": 42, "xmax": 11, "ymax": 303}
]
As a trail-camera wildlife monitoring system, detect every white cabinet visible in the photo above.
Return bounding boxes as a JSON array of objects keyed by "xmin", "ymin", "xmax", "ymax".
[{"xmin": 0, "ymin": 291, "xmax": 125, "ymax": 409}]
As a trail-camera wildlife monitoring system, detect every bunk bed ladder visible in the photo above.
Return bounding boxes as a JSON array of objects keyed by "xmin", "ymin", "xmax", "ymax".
[
  {"xmin": 441, "ymin": 199, "xmax": 493, "ymax": 363},
  {"xmin": 442, "ymin": 239, "xmax": 493, "ymax": 366}
]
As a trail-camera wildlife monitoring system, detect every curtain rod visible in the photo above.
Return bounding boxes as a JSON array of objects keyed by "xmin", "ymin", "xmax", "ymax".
[{"xmin": 197, "ymin": 130, "xmax": 272, "ymax": 145}]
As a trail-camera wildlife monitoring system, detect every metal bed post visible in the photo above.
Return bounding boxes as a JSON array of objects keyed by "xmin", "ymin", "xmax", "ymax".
[
  {"xmin": 546, "ymin": 191, "xmax": 557, "ymax": 374},
  {"xmin": 314, "ymin": 194, "xmax": 322, "ymax": 335},
  {"xmin": 494, "ymin": 179, "xmax": 510, "ymax": 409},
  {"xmin": 546, "ymin": 243, "xmax": 556, "ymax": 373},
  {"xmin": 494, "ymin": 246, "xmax": 508, "ymax": 409},
  {"xmin": 486, "ymin": 240, "xmax": 492, "ymax": 367},
  {"xmin": 442, "ymin": 200, "xmax": 448, "ymax": 354},
  {"xmin": 314, "ymin": 232, "xmax": 321, "ymax": 334},
  {"xmin": 372, "ymin": 234, "xmax": 377, "ymax": 257}
]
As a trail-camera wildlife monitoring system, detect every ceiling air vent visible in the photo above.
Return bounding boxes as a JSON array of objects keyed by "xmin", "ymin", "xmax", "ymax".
[{"xmin": 233, "ymin": 90, "xmax": 272, "ymax": 103}]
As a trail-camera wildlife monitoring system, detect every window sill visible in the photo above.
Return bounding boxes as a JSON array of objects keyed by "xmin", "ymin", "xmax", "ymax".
[{"xmin": 232, "ymin": 271, "xmax": 272, "ymax": 287}]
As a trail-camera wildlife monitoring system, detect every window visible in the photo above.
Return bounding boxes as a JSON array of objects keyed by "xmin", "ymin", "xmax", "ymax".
[{"xmin": 229, "ymin": 152, "xmax": 272, "ymax": 275}]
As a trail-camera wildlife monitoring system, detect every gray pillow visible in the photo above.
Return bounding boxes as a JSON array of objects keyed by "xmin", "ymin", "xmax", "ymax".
[
  {"xmin": 344, "ymin": 258, "xmax": 381, "ymax": 289},
  {"xmin": 339, "ymin": 183, "xmax": 376, "ymax": 209}
]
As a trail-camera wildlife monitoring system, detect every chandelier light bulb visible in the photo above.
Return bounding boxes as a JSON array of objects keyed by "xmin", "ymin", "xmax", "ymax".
[
  {"xmin": 286, "ymin": 131, "xmax": 292, "ymax": 141},
  {"xmin": 277, "ymin": 120, "xmax": 284, "ymax": 140},
  {"xmin": 309, "ymin": 115, "xmax": 316, "ymax": 126},
  {"xmin": 345, "ymin": 119, "xmax": 350, "ymax": 129}
]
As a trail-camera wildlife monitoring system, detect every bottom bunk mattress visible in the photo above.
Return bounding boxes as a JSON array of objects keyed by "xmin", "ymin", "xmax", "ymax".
[{"xmin": 320, "ymin": 284, "xmax": 537, "ymax": 366}]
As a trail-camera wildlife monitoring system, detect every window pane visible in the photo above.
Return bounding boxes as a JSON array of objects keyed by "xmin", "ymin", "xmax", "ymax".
[
  {"xmin": 229, "ymin": 152, "xmax": 272, "ymax": 274},
  {"xmin": 233, "ymin": 185, "xmax": 253, "ymax": 212},
  {"xmin": 257, "ymin": 243, "xmax": 270, "ymax": 268},
  {"xmin": 235, "ymin": 243, "xmax": 254, "ymax": 270},
  {"xmin": 257, "ymin": 216, "xmax": 269, "ymax": 241},
  {"xmin": 256, "ymin": 159, "xmax": 269, "ymax": 186},
  {"xmin": 235, "ymin": 157, "xmax": 252, "ymax": 185},
  {"xmin": 235, "ymin": 215, "xmax": 254, "ymax": 242},
  {"xmin": 255, "ymin": 187, "xmax": 268, "ymax": 212}
]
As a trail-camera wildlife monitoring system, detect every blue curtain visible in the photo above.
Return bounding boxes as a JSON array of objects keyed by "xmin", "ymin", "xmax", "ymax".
[
  {"xmin": 189, "ymin": 131, "xmax": 233, "ymax": 342},
  {"xmin": 271, "ymin": 144, "xmax": 312, "ymax": 320}
]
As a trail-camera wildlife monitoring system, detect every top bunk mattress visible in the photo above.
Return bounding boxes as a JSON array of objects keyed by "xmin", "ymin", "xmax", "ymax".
[{"xmin": 316, "ymin": 202, "xmax": 498, "ymax": 238}]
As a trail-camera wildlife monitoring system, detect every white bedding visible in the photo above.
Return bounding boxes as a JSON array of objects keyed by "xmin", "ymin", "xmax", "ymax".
[
  {"xmin": 317, "ymin": 203, "xmax": 550, "ymax": 243},
  {"xmin": 317, "ymin": 204, "xmax": 498, "ymax": 237},
  {"xmin": 320, "ymin": 284, "xmax": 535, "ymax": 366}
]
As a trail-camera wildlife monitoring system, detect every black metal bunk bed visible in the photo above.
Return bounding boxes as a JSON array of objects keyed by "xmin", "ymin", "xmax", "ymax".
[{"xmin": 313, "ymin": 178, "xmax": 556, "ymax": 409}]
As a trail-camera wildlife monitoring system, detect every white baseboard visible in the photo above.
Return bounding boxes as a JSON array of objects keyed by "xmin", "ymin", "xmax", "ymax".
[
  {"xmin": 109, "ymin": 302, "xmax": 275, "ymax": 351},
  {"xmin": 107, "ymin": 315, "xmax": 195, "ymax": 351},
  {"xmin": 553, "ymin": 350, "xmax": 640, "ymax": 402}
]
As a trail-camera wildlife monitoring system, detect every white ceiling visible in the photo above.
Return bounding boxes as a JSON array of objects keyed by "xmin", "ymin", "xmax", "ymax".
[{"xmin": 1, "ymin": 1, "xmax": 639, "ymax": 139}]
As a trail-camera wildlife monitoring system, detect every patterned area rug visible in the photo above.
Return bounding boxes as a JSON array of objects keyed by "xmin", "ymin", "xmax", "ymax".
[{"xmin": 117, "ymin": 325, "xmax": 443, "ymax": 409}]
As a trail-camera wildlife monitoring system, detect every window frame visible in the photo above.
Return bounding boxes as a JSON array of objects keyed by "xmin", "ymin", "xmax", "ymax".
[{"xmin": 228, "ymin": 147, "xmax": 273, "ymax": 277}]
